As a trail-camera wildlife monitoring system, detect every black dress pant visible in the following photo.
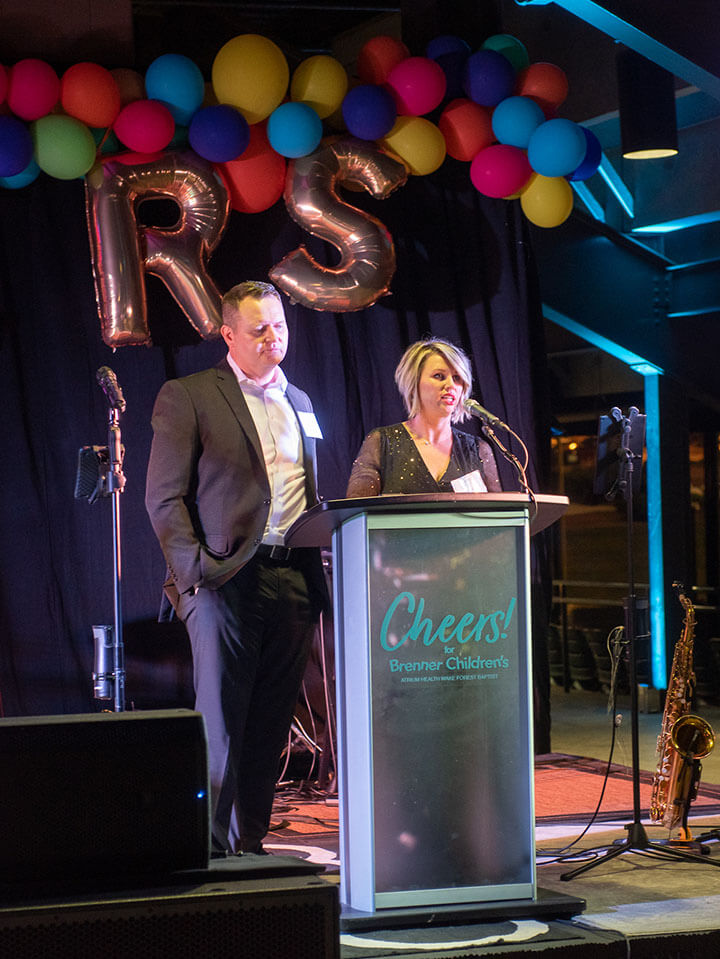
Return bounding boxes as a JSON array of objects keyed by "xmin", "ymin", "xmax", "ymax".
[{"xmin": 178, "ymin": 551, "xmax": 318, "ymax": 853}]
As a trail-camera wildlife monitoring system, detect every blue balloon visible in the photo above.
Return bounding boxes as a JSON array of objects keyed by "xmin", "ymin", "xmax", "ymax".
[
  {"xmin": 267, "ymin": 102, "xmax": 323, "ymax": 158},
  {"xmin": 341, "ymin": 84, "xmax": 397, "ymax": 140},
  {"xmin": 568, "ymin": 126, "xmax": 602, "ymax": 181},
  {"xmin": 491, "ymin": 96, "xmax": 545, "ymax": 148},
  {"xmin": 0, "ymin": 157, "xmax": 40, "ymax": 189},
  {"xmin": 189, "ymin": 105, "xmax": 250, "ymax": 162},
  {"xmin": 0, "ymin": 116, "xmax": 33, "ymax": 177},
  {"xmin": 463, "ymin": 49, "xmax": 516, "ymax": 107},
  {"xmin": 528, "ymin": 118, "xmax": 587, "ymax": 177},
  {"xmin": 426, "ymin": 35, "xmax": 470, "ymax": 60},
  {"xmin": 145, "ymin": 53, "xmax": 205, "ymax": 126},
  {"xmin": 427, "ymin": 35, "xmax": 471, "ymax": 99}
]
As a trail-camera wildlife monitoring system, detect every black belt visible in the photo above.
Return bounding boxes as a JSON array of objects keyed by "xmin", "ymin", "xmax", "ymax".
[{"xmin": 255, "ymin": 543, "xmax": 297, "ymax": 564}]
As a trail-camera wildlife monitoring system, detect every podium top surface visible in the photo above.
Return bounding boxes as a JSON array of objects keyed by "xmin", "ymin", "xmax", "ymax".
[{"xmin": 286, "ymin": 492, "xmax": 568, "ymax": 548}]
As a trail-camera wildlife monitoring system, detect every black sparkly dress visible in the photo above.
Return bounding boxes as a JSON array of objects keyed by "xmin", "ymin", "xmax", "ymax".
[{"xmin": 346, "ymin": 423, "xmax": 502, "ymax": 497}]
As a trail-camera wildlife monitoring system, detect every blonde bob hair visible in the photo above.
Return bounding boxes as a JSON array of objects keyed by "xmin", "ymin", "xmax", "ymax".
[{"xmin": 394, "ymin": 338, "xmax": 472, "ymax": 424}]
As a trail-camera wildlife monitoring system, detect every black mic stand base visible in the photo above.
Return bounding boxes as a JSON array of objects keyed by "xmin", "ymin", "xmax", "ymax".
[{"xmin": 560, "ymin": 821, "xmax": 720, "ymax": 881}]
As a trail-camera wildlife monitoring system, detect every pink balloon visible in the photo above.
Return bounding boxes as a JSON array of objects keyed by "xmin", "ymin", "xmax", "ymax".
[
  {"xmin": 386, "ymin": 56, "xmax": 446, "ymax": 116},
  {"xmin": 7, "ymin": 58, "xmax": 59, "ymax": 121},
  {"xmin": 114, "ymin": 99, "xmax": 175, "ymax": 153},
  {"xmin": 470, "ymin": 143, "xmax": 532, "ymax": 198}
]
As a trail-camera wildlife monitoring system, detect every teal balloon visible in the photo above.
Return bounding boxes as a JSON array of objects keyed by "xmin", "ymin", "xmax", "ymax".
[
  {"xmin": 32, "ymin": 114, "xmax": 97, "ymax": 179},
  {"xmin": 481, "ymin": 34, "xmax": 530, "ymax": 72},
  {"xmin": 267, "ymin": 101, "xmax": 322, "ymax": 158},
  {"xmin": 528, "ymin": 118, "xmax": 586, "ymax": 177},
  {"xmin": 0, "ymin": 157, "xmax": 40, "ymax": 189},
  {"xmin": 92, "ymin": 126, "xmax": 121, "ymax": 155},
  {"xmin": 491, "ymin": 95, "xmax": 545, "ymax": 148}
]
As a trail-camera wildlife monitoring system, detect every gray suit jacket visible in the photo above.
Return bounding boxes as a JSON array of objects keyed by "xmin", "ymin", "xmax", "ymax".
[{"xmin": 145, "ymin": 357, "xmax": 324, "ymax": 598}]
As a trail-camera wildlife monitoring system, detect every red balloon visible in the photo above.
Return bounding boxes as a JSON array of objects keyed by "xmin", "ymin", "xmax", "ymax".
[
  {"xmin": 62, "ymin": 62, "xmax": 121, "ymax": 128},
  {"xmin": 356, "ymin": 35, "xmax": 409, "ymax": 84},
  {"xmin": 470, "ymin": 143, "xmax": 532, "ymax": 198},
  {"xmin": 7, "ymin": 58, "xmax": 59, "ymax": 120},
  {"xmin": 515, "ymin": 62, "xmax": 569, "ymax": 115},
  {"xmin": 114, "ymin": 99, "xmax": 175, "ymax": 153},
  {"xmin": 216, "ymin": 122, "xmax": 286, "ymax": 213},
  {"xmin": 0, "ymin": 65, "xmax": 8, "ymax": 105},
  {"xmin": 438, "ymin": 98, "xmax": 494, "ymax": 162}
]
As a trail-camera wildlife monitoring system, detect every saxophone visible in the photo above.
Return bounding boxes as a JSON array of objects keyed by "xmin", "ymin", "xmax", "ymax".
[{"xmin": 649, "ymin": 584, "xmax": 715, "ymax": 833}]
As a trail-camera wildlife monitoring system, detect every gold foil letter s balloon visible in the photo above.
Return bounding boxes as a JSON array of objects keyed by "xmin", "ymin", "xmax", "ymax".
[
  {"xmin": 85, "ymin": 151, "xmax": 230, "ymax": 347},
  {"xmin": 269, "ymin": 136, "xmax": 407, "ymax": 312}
]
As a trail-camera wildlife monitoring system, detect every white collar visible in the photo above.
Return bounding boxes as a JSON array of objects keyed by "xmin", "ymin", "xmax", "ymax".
[{"xmin": 226, "ymin": 353, "xmax": 288, "ymax": 393}]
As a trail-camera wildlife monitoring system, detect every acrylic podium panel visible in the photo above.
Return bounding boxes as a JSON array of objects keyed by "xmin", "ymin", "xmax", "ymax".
[{"xmin": 333, "ymin": 500, "xmax": 535, "ymax": 915}]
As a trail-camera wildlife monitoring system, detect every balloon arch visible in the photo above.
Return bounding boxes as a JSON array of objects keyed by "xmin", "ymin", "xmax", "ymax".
[{"xmin": 0, "ymin": 30, "xmax": 600, "ymax": 346}]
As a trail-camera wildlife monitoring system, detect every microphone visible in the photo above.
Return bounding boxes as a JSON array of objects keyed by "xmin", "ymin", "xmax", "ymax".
[
  {"xmin": 463, "ymin": 398, "xmax": 505, "ymax": 428},
  {"xmin": 96, "ymin": 366, "xmax": 126, "ymax": 413}
]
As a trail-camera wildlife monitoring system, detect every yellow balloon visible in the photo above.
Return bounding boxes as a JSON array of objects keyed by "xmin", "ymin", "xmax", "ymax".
[
  {"xmin": 212, "ymin": 34, "xmax": 289, "ymax": 124},
  {"xmin": 520, "ymin": 174, "xmax": 574, "ymax": 228},
  {"xmin": 381, "ymin": 116, "xmax": 446, "ymax": 177},
  {"xmin": 291, "ymin": 55, "xmax": 348, "ymax": 120}
]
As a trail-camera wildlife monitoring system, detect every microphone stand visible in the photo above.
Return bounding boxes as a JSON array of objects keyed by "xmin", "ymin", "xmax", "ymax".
[
  {"xmin": 560, "ymin": 407, "xmax": 720, "ymax": 879},
  {"xmin": 105, "ymin": 402, "xmax": 127, "ymax": 712}
]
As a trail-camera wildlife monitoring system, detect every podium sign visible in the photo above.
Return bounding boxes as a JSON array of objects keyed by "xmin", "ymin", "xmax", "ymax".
[{"xmin": 334, "ymin": 503, "xmax": 534, "ymax": 913}]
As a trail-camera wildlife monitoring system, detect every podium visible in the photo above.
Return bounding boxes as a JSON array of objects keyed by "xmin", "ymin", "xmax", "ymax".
[{"xmin": 287, "ymin": 493, "xmax": 569, "ymax": 922}]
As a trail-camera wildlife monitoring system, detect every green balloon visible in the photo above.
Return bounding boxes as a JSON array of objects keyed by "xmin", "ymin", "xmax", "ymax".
[
  {"xmin": 32, "ymin": 115, "xmax": 97, "ymax": 179},
  {"xmin": 481, "ymin": 34, "xmax": 530, "ymax": 73}
]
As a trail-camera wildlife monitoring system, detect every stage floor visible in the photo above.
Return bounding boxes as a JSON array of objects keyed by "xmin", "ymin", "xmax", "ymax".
[{"xmin": 267, "ymin": 685, "xmax": 720, "ymax": 957}]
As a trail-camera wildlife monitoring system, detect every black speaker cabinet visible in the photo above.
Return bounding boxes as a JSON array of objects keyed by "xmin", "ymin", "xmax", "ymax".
[
  {"xmin": 0, "ymin": 709, "xmax": 210, "ymax": 882},
  {"xmin": 0, "ymin": 874, "xmax": 340, "ymax": 959}
]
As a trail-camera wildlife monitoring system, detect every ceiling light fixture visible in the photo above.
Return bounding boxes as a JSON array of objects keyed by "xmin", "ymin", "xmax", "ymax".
[{"xmin": 617, "ymin": 47, "xmax": 678, "ymax": 160}]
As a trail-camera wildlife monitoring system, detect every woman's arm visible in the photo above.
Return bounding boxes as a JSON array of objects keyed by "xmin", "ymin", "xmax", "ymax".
[{"xmin": 346, "ymin": 430, "xmax": 383, "ymax": 497}]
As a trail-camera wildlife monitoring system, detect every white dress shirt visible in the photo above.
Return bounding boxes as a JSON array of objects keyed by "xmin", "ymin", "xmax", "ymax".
[{"xmin": 227, "ymin": 354, "xmax": 307, "ymax": 545}]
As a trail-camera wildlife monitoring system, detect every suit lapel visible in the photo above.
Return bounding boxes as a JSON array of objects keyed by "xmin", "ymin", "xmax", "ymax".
[
  {"xmin": 214, "ymin": 359, "xmax": 266, "ymax": 469},
  {"xmin": 286, "ymin": 384, "xmax": 319, "ymax": 506}
]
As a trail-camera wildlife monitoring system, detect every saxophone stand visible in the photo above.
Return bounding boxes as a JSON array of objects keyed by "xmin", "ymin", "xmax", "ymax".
[{"xmin": 561, "ymin": 407, "xmax": 720, "ymax": 880}]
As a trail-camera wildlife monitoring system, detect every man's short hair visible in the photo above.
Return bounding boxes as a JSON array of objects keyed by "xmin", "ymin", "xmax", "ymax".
[{"xmin": 222, "ymin": 281, "xmax": 282, "ymax": 325}]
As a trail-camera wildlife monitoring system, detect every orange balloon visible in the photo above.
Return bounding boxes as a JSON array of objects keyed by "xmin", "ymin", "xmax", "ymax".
[
  {"xmin": 515, "ymin": 62, "xmax": 569, "ymax": 116},
  {"xmin": 61, "ymin": 63, "xmax": 121, "ymax": 128},
  {"xmin": 356, "ymin": 35, "xmax": 409, "ymax": 84},
  {"xmin": 217, "ymin": 122, "xmax": 286, "ymax": 213},
  {"xmin": 438, "ymin": 99, "xmax": 494, "ymax": 162},
  {"xmin": 110, "ymin": 68, "xmax": 145, "ymax": 107}
]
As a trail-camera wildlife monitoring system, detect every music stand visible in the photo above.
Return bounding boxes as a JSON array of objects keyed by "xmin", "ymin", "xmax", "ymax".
[{"xmin": 561, "ymin": 407, "xmax": 720, "ymax": 879}]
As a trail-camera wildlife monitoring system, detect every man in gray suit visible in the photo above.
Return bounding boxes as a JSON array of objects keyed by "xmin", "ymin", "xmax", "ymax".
[{"xmin": 146, "ymin": 280, "xmax": 327, "ymax": 855}]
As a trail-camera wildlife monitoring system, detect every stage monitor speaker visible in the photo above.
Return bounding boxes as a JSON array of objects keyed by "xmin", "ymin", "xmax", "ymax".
[
  {"xmin": 0, "ymin": 874, "xmax": 340, "ymax": 959},
  {"xmin": 0, "ymin": 709, "xmax": 210, "ymax": 883}
]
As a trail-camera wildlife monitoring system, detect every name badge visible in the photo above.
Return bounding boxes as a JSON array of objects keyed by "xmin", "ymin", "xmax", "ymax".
[
  {"xmin": 451, "ymin": 469, "xmax": 487, "ymax": 494},
  {"xmin": 296, "ymin": 410, "xmax": 323, "ymax": 439}
]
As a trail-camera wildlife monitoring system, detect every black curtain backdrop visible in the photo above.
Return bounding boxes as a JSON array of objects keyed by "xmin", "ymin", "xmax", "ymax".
[{"xmin": 0, "ymin": 157, "xmax": 554, "ymax": 749}]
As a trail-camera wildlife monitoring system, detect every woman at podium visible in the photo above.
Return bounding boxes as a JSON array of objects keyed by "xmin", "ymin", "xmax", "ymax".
[{"xmin": 346, "ymin": 338, "xmax": 501, "ymax": 497}]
